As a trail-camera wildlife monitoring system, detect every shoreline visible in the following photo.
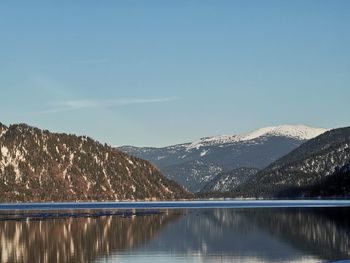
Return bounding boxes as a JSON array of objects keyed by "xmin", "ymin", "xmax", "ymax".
[{"xmin": 1, "ymin": 199, "xmax": 350, "ymax": 211}]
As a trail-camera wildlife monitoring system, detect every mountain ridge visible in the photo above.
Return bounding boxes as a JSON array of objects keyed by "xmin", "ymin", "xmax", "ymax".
[
  {"xmin": 119, "ymin": 124, "xmax": 327, "ymax": 192},
  {"xmin": 0, "ymin": 123, "xmax": 191, "ymax": 202},
  {"xmin": 232, "ymin": 126, "xmax": 350, "ymax": 198},
  {"xmin": 185, "ymin": 124, "xmax": 328, "ymax": 150},
  {"xmin": 120, "ymin": 124, "xmax": 328, "ymax": 150}
]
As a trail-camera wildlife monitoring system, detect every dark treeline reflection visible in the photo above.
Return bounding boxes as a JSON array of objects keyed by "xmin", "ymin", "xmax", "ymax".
[
  {"xmin": 140, "ymin": 208, "xmax": 350, "ymax": 262},
  {"xmin": 0, "ymin": 210, "xmax": 181, "ymax": 263},
  {"xmin": 244, "ymin": 208, "xmax": 350, "ymax": 260}
]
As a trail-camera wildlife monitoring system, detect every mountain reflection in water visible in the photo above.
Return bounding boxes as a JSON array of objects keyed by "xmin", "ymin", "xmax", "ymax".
[
  {"xmin": 1, "ymin": 207, "xmax": 350, "ymax": 263},
  {"xmin": 0, "ymin": 210, "xmax": 181, "ymax": 263},
  {"xmin": 244, "ymin": 208, "xmax": 350, "ymax": 260}
]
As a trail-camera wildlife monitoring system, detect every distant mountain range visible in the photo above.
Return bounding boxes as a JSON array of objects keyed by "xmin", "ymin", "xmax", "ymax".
[
  {"xmin": 231, "ymin": 126, "xmax": 350, "ymax": 198},
  {"xmin": 119, "ymin": 125, "xmax": 328, "ymax": 192},
  {"xmin": 0, "ymin": 123, "xmax": 191, "ymax": 202},
  {"xmin": 2, "ymin": 122, "xmax": 346, "ymax": 201}
]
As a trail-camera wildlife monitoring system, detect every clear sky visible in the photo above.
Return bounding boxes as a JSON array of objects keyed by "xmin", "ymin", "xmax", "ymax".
[{"xmin": 1, "ymin": 1, "xmax": 349, "ymax": 147}]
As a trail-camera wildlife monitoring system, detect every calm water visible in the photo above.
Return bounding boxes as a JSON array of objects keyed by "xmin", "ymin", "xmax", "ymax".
[{"xmin": 1, "ymin": 201, "xmax": 350, "ymax": 263}]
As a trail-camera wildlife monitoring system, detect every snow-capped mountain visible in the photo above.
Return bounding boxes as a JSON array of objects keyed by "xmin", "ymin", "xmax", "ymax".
[
  {"xmin": 186, "ymin": 125, "xmax": 328, "ymax": 150},
  {"xmin": 233, "ymin": 126, "xmax": 350, "ymax": 198},
  {"xmin": 119, "ymin": 125, "xmax": 328, "ymax": 192}
]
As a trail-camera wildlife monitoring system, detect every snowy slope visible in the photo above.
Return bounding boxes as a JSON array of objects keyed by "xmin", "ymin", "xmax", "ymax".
[
  {"xmin": 119, "ymin": 124, "xmax": 329, "ymax": 192},
  {"xmin": 186, "ymin": 125, "xmax": 328, "ymax": 150},
  {"xmin": 0, "ymin": 123, "xmax": 191, "ymax": 202},
  {"xmin": 233, "ymin": 126, "xmax": 350, "ymax": 198}
]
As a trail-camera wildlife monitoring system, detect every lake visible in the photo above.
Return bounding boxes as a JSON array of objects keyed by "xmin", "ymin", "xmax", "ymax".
[{"xmin": 0, "ymin": 201, "xmax": 350, "ymax": 263}]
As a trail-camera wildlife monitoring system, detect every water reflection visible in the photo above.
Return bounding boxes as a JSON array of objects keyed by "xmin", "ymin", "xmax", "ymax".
[
  {"xmin": 1, "ymin": 208, "xmax": 350, "ymax": 263},
  {"xmin": 0, "ymin": 210, "xmax": 181, "ymax": 263},
  {"xmin": 133, "ymin": 208, "xmax": 350, "ymax": 262},
  {"xmin": 244, "ymin": 208, "xmax": 350, "ymax": 260}
]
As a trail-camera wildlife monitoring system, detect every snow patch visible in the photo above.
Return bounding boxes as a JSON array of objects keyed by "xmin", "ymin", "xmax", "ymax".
[
  {"xmin": 200, "ymin": 150, "xmax": 209, "ymax": 157},
  {"xmin": 0, "ymin": 129, "xmax": 6, "ymax": 138},
  {"xmin": 1, "ymin": 146, "xmax": 9, "ymax": 157},
  {"xmin": 127, "ymin": 159, "xmax": 134, "ymax": 166},
  {"xmin": 125, "ymin": 166, "xmax": 131, "ymax": 176},
  {"xmin": 69, "ymin": 153, "xmax": 74, "ymax": 165},
  {"xmin": 186, "ymin": 125, "xmax": 328, "ymax": 150},
  {"xmin": 239, "ymin": 125, "xmax": 328, "ymax": 141}
]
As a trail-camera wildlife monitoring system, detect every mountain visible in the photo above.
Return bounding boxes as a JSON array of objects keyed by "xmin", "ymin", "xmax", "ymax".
[
  {"xmin": 233, "ymin": 126, "xmax": 350, "ymax": 198},
  {"xmin": 119, "ymin": 125, "xmax": 328, "ymax": 192},
  {"xmin": 0, "ymin": 123, "xmax": 191, "ymax": 202},
  {"xmin": 276, "ymin": 163, "xmax": 350, "ymax": 198},
  {"xmin": 161, "ymin": 160, "xmax": 223, "ymax": 193},
  {"xmin": 201, "ymin": 167, "xmax": 259, "ymax": 193}
]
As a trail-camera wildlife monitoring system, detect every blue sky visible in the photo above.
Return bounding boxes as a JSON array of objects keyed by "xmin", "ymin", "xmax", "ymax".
[{"xmin": 1, "ymin": 1, "xmax": 349, "ymax": 147}]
